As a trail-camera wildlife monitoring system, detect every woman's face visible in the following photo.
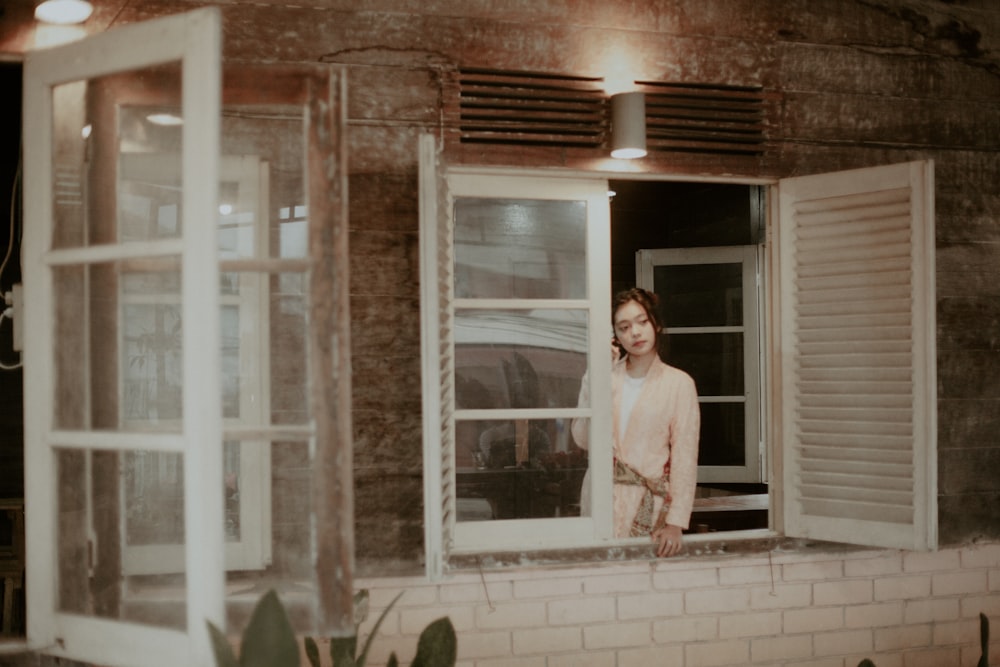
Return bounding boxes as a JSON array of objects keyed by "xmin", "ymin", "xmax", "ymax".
[{"xmin": 613, "ymin": 300, "xmax": 656, "ymax": 358}]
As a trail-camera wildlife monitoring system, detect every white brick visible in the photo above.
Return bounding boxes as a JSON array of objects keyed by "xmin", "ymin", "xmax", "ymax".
[
  {"xmin": 684, "ymin": 639, "xmax": 750, "ymax": 667},
  {"xmin": 547, "ymin": 596, "xmax": 616, "ymax": 625},
  {"xmin": 369, "ymin": 584, "xmax": 436, "ymax": 608},
  {"xmin": 686, "ymin": 587, "xmax": 750, "ymax": 613},
  {"xmin": 720, "ymin": 563, "xmax": 775, "ymax": 586},
  {"xmin": 960, "ymin": 543, "xmax": 1000, "ymax": 569},
  {"xmin": 874, "ymin": 623, "xmax": 932, "ymax": 651},
  {"xmin": 932, "ymin": 618, "xmax": 981, "ymax": 646},
  {"xmin": 900, "ymin": 647, "xmax": 961, "ymax": 667},
  {"xmin": 475, "ymin": 657, "xmax": 546, "ymax": 667},
  {"xmin": 776, "ymin": 659, "xmax": 848, "ymax": 667},
  {"xmin": 904, "ymin": 598, "xmax": 959, "ymax": 624},
  {"xmin": 844, "ymin": 553, "xmax": 903, "ymax": 577},
  {"xmin": 903, "ymin": 549, "xmax": 961, "ymax": 573},
  {"xmin": 782, "ymin": 560, "xmax": 843, "ymax": 582},
  {"xmin": 652, "ymin": 566, "xmax": 719, "ymax": 590},
  {"xmin": 783, "ymin": 606, "xmax": 843, "ymax": 634},
  {"xmin": 512, "ymin": 577, "xmax": 581, "ymax": 599},
  {"xmin": 454, "ymin": 630, "xmax": 511, "ymax": 660},
  {"xmin": 618, "ymin": 645, "xmax": 683, "ymax": 667},
  {"xmin": 652, "ymin": 615, "xmax": 718, "ymax": 643},
  {"xmin": 547, "ymin": 650, "xmax": 616, "ymax": 667},
  {"xmin": 511, "ymin": 626, "xmax": 581, "ymax": 655},
  {"xmin": 751, "ymin": 634, "xmax": 813, "ymax": 662},
  {"xmin": 440, "ymin": 581, "xmax": 512, "ymax": 604},
  {"xmin": 399, "ymin": 605, "xmax": 475, "ymax": 634},
  {"xmin": 616, "ymin": 591, "xmax": 683, "ymax": 620},
  {"xmin": 874, "ymin": 574, "xmax": 931, "ymax": 600},
  {"xmin": 582, "ymin": 572, "xmax": 651, "ymax": 595},
  {"xmin": 813, "ymin": 629, "xmax": 873, "ymax": 656},
  {"xmin": 475, "ymin": 601, "xmax": 547, "ymax": 630},
  {"xmin": 749, "ymin": 583, "xmax": 812, "ymax": 609},
  {"xmin": 718, "ymin": 610, "xmax": 781, "ymax": 638},
  {"xmin": 583, "ymin": 621, "xmax": 651, "ymax": 649},
  {"xmin": 960, "ymin": 593, "xmax": 1000, "ymax": 617},
  {"xmin": 845, "ymin": 601, "xmax": 904, "ymax": 628},
  {"xmin": 931, "ymin": 571, "xmax": 989, "ymax": 596},
  {"xmin": 814, "ymin": 579, "xmax": 872, "ymax": 606},
  {"xmin": 991, "ymin": 569, "xmax": 1000, "ymax": 592}
]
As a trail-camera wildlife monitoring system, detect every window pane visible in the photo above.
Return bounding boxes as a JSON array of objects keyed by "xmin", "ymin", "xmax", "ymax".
[
  {"xmin": 57, "ymin": 447, "xmax": 187, "ymax": 631},
  {"xmin": 455, "ymin": 310, "xmax": 587, "ymax": 410},
  {"xmin": 698, "ymin": 403, "xmax": 746, "ymax": 466},
  {"xmin": 654, "ymin": 262, "xmax": 743, "ymax": 327},
  {"xmin": 454, "ymin": 198, "xmax": 587, "ymax": 299},
  {"xmin": 455, "ymin": 419, "xmax": 588, "ymax": 521},
  {"xmin": 667, "ymin": 332, "xmax": 744, "ymax": 396}
]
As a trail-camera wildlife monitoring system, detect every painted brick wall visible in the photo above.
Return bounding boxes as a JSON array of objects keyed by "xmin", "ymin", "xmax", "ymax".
[{"xmin": 333, "ymin": 543, "xmax": 1000, "ymax": 667}]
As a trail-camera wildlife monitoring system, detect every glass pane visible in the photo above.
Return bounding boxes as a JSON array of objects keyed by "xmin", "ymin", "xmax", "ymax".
[
  {"xmin": 51, "ymin": 64, "xmax": 184, "ymax": 251},
  {"xmin": 654, "ymin": 262, "xmax": 743, "ymax": 328},
  {"xmin": 456, "ymin": 419, "xmax": 588, "ymax": 521},
  {"xmin": 271, "ymin": 272, "xmax": 309, "ymax": 425},
  {"xmin": 57, "ymin": 447, "xmax": 187, "ymax": 631},
  {"xmin": 698, "ymin": 403, "xmax": 746, "ymax": 467},
  {"xmin": 454, "ymin": 198, "xmax": 587, "ymax": 299},
  {"xmin": 454, "ymin": 310, "xmax": 588, "ymax": 410},
  {"xmin": 667, "ymin": 332, "xmax": 744, "ymax": 397}
]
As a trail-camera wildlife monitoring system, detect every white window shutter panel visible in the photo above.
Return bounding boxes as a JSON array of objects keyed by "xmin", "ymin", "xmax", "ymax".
[{"xmin": 778, "ymin": 161, "xmax": 937, "ymax": 551}]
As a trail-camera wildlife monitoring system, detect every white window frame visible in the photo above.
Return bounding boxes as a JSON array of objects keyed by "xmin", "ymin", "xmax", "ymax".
[
  {"xmin": 636, "ymin": 245, "xmax": 763, "ymax": 484},
  {"xmin": 421, "ymin": 148, "xmax": 938, "ymax": 574},
  {"xmin": 22, "ymin": 8, "xmax": 224, "ymax": 665},
  {"xmin": 118, "ymin": 154, "xmax": 273, "ymax": 575},
  {"xmin": 419, "ymin": 136, "xmax": 615, "ymax": 576}
]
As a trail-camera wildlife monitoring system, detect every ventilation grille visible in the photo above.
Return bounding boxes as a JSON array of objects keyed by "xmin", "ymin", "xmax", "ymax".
[
  {"xmin": 638, "ymin": 81, "xmax": 768, "ymax": 156},
  {"xmin": 454, "ymin": 69, "xmax": 772, "ymax": 159},
  {"xmin": 457, "ymin": 68, "xmax": 606, "ymax": 148}
]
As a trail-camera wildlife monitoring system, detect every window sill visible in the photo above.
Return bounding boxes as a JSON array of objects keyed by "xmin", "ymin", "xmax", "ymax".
[{"xmin": 445, "ymin": 530, "xmax": 872, "ymax": 573}]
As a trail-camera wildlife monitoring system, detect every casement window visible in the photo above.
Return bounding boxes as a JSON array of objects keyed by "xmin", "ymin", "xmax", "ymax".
[
  {"xmin": 420, "ymin": 132, "xmax": 937, "ymax": 576},
  {"xmin": 22, "ymin": 9, "xmax": 350, "ymax": 666},
  {"xmin": 636, "ymin": 245, "xmax": 763, "ymax": 486}
]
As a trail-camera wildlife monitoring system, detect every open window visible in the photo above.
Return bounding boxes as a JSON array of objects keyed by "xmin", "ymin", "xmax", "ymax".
[
  {"xmin": 420, "ymin": 132, "xmax": 937, "ymax": 574},
  {"xmin": 23, "ymin": 9, "xmax": 351, "ymax": 665}
]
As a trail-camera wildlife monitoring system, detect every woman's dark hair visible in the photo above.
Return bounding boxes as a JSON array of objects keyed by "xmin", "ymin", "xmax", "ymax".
[{"xmin": 612, "ymin": 287, "xmax": 663, "ymax": 336}]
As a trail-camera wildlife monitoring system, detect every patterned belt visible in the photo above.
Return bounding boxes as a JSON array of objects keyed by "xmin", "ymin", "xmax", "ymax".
[{"xmin": 614, "ymin": 458, "xmax": 671, "ymax": 537}]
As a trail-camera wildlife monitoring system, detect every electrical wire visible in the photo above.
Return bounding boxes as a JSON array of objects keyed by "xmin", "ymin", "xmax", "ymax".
[{"xmin": 0, "ymin": 152, "xmax": 20, "ymax": 290}]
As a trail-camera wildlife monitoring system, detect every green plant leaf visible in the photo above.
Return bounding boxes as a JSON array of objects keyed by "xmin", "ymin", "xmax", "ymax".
[
  {"xmin": 353, "ymin": 589, "xmax": 370, "ymax": 627},
  {"xmin": 387, "ymin": 653, "xmax": 398, "ymax": 667},
  {"xmin": 978, "ymin": 612, "xmax": 989, "ymax": 667},
  {"xmin": 238, "ymin": 589, "xmax": 300, "ymax": 667},
  {"xmin": 357, "ymin": 591, "xmax": 404, "ymax": 667},
  {"xmin": 330, "ymin": 635, "xmax": 358, "ymax": 667},
  {"xmin": 206, "ymin": 621, "xmax": 239, "ymax": 667},
  {"xmin": 409, "ymin": 617, "xmax": 456, "ymax": 667},
  {"xmin": 857, "ymin": 660, "xmax": 876, "ymax": 667},
  {"xmin": 304, "ymin": 637, "xmax": 321, "ymax": 667}
]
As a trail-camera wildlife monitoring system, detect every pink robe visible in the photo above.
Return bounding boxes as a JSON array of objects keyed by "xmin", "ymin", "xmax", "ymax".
[{"xmin": 572, "ymin": 356, "xmax": 700, "ymax": 535}]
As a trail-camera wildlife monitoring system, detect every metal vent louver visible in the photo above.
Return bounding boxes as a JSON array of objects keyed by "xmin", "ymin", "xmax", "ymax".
[
  {"xmin": 457, "ymin": 67, "xmax": 606, "ymax": 148},
  {"xmin": 638, "ymin": 80, "xmax": 767, "ymax": 156}
]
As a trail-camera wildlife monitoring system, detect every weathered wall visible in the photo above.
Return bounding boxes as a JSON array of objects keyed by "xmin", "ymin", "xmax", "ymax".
[{"xmin": 1, "ymin": 0, "xmax": 998, "ymax": 572}]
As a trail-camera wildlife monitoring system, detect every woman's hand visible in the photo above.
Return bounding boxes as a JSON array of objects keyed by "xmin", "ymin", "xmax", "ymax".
[
  {"xmin": 611, "ymin": 338, "xmax": 623, "ymax": 362},
  {"xmin": 652, "ymin": 523, "xmax": 683, "ymax": 557}
]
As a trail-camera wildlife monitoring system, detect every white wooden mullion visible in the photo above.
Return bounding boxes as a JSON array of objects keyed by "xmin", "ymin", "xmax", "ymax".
[
  {"xmin": 45, "ymin": 239, "xmax": 184, "ymax": 265},
  {"xmin": 47, "ymin": 430, "xmax": 186, "ymax": 453},
  {"xmin": 49, "ymin": 615, "xmax": 193, "ymax": 667},
  {"xmin": 21, "ymin": 50, "xmax": 59, "ymax": 654},
  {"xmin": 180, "ymin": 8, "xmax": 225, "ymax": 654}
]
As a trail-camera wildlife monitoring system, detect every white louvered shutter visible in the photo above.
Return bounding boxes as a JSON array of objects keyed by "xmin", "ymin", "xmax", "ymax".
[{"xmin": 777, "ymin": 161, "xmax": 937, "ymax": 551}]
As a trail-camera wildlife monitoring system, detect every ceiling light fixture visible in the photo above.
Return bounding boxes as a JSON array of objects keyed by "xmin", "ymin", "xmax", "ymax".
[
  {"xmin": 609, "ymin": 91, "xmax": 647, "ymax": 159},
  {"xmin": 35, "ymin": 0, "xmax": 94, "ymax": 25}
]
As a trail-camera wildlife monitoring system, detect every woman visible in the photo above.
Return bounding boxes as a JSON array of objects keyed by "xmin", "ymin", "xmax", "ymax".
[{"xmin": 572, "ymin": 288, "xmax": 700, "ymax": 557}]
